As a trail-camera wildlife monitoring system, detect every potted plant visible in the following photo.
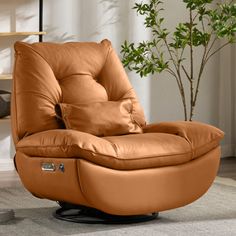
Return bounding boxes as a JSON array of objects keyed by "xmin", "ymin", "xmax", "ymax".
[{"xmin": 121, "ymin": 0, "xmax": 236, "ymax": 121}]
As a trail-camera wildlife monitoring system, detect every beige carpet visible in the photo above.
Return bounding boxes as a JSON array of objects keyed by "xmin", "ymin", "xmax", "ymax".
[{"xmin": 0, "ymin": 177, "xmax": 236, "ymax": 236}]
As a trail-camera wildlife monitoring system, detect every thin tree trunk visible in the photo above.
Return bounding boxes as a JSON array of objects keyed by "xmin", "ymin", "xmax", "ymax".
[{"xmin": 189, "ymin": 9, "xmax": 194, "ymax": 121}]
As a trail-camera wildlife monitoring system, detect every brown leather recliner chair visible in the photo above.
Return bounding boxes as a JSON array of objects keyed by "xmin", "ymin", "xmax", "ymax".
[{"xmin": 11, "ymin": 39, "xmax": 224, "ymax": 223}]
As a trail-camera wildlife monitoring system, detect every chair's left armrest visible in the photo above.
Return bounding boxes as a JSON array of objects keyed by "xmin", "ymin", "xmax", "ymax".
[
  {"xmin": 16, "ymin": 129, "xmax": 116, "ymax": 158},
  {"xmin": 143, "ymin": 121, "xmax": 224, "ymax": 159}
]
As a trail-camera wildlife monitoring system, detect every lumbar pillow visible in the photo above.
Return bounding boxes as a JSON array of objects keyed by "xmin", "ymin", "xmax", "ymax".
[{"xmin": 55, "ymin": 99, "xmax": 142, "ymax": 136}]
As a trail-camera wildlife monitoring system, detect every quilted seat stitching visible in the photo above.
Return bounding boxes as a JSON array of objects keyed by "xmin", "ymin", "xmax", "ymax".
[{"xmin": 104, "ymin": 139, "xmax": 119, "ymax": 158}]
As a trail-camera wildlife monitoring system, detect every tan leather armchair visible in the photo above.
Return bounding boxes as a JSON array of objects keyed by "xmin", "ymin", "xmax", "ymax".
[{"xmin": 11, "ymin": 39, "xmax": 224, "ymax": 223}]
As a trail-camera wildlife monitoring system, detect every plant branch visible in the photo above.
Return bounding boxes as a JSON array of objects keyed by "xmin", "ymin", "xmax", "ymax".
[
  {"xmin": 205, "ymin": 41, "xmax": 230, "ymax": 63},
  {"xmin": 192, "ymin": 41, "xmax": 230, "ymax": 107},
  {"xmin": 162, "ymin": 39, "xmax": 187, "ymax": 120},
  {"xmin": 201, "ymin": 17, "xmax": 206, "ymax": 33},
  {"xmin": 181, "ymin": 65, "xmax": 192, "ymax": 82},
  {"xmin": 205, "ymin": 35, "xmax": 217, "ymax": 59},
  {"xmin": 193, "ymin": 43, "xmax": 208, "ymax": 108}
]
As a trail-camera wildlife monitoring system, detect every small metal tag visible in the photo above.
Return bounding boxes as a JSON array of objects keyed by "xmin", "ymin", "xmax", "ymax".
[
  {"xmin": 59, "ymin": 163, "xmax": 65, "ymax": 172},
  {"xmin": 41, "ymin": 163, "xmax": 56, "ymax": 172}
]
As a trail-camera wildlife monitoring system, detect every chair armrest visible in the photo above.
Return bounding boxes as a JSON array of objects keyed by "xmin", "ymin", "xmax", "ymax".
[
  {"xmin": 143, "ymin": 121, "xmax": 224, "ymax": 159},
  {"xmin": 16, "ymin": 129, "xmax": 116, "ymax": 158}
]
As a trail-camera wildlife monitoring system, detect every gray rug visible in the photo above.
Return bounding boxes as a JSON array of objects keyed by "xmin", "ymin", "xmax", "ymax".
[{"xmin": 0, "ymin": 177, "xmax": 236, "ymax": 236}]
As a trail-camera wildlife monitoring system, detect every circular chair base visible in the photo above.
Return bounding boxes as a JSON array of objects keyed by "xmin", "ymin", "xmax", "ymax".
[{"xmin": 53, "ymin": 202, "xmax": 158, "ymax": 224}]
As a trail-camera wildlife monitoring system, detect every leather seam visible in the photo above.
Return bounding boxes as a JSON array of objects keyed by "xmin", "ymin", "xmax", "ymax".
[
  {"xmin": 144, "ymin": 129, "xmax": 222, "ymax": 159},
  {"xmin": 176, "ymin": 136, "xmax": 221, "ymax": 159},
  {"xmin": 24, "ymin": 45, "xmax": 54, "ymax": 74},
  {"xmin": 118, "ymin": 88, "xmax": 134, "ymax": 101},
  {"xmin": 17, "ymin": 145, "xmax": 117, "ymax": 158},
  {"xmin": 17, "ymin": 145, "xmax": 192, "ymax": 160},
  {"xmin": 18, "ymin": 135, "xmax": 220, "ymax": 160},
  {"xmin": 75, "ymin": 160, "xmax": 93, "ymax": 206},
  {"xmin": 103, "ymin": 43, "xmax": 112, "ymax": 69},
  {"xmin": 59, "ymin": 73, "xmax": 93, "ymax": 81},
  {"xmin": 191, "ymin": 138, "xmax": 221, "ymax": 158},
  {"xmin": 111, "ymin": 152, "xmax": 192, "ymax": 161},
  {"xmin": 130, "ymin": 101, "xmax": 142, "ymax": 129},
  {"xmin": 191, "ymin": 137, "xmax": 222, "ymax": 151},
  {"xmin": 16, "ymin": 91, "xmax": 56, "ymax": 104},
  {"xmin": 96, "ymin": 43, "xmax": 112, "ymax": 79},
  {"xmin": 119, "ymin": 88, "xmax": 145, "ymax": 128}
]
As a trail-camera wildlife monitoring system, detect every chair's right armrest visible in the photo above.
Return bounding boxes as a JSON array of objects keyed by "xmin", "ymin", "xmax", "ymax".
[{"xmin": 143, "ymin": 121, "xmax": 224, "ymax": 159}]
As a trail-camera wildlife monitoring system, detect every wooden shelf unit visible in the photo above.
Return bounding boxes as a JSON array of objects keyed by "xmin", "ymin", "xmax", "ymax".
[
  {"xmin": 0, "ymin": 0, "xmax": 45, "ymax": 80},
  {"xmin": 0, "ymin": 74, "xmax": 12, "ymax": 80},
  {"xmin": 0, "ymin": 1, "xmax": 44, "ymax": 171},
  {"xmin": 0, "ymin": 116, "xmax": 10, "ymax": 122},
  {"xmin": 0, "ymin": 32, "xmax": 46, "ymax": 37}
]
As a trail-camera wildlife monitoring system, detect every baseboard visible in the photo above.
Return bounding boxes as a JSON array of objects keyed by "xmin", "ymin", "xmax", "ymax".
[
  {"xmin": 0, "ymin": 159, "xmax": 14, "ymax": 171},
  {"xmin": 221, "ymin": 144, "xmax": 235, "ymax": 157}
]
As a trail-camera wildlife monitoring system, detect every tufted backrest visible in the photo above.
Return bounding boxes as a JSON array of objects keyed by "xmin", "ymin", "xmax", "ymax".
[{"xmin": 11, "ymin": 39, "xmax": 146, "ymax": 143}]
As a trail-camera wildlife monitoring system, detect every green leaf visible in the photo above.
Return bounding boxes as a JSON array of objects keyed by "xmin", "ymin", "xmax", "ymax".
[{"xmin": 183, "ymin": 0, "xmax": 213, "ymax": 10}]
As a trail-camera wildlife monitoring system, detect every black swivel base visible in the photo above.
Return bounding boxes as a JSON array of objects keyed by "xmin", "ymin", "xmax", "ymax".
[{"xmin": 53, "ymin": 202, "xmax": 158, "ymax": 224}]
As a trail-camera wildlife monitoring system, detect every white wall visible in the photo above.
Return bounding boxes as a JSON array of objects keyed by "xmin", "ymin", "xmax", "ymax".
[
  {"xmin": 0, "ymin": 0, "xmax": 233, "ymax": 157},
  {"xmin": 219, "ymin": 43, "xmax": 236, "ymax": 157},
  {"xmin": 0, "ymin": 118, "xmax": 14, "ymax": 171}
]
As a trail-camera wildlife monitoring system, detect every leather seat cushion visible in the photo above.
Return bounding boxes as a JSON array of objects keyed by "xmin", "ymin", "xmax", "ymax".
[
  {"xmin": 16, "ymin": 130, "xmax": 192, "ymax": 170},
  {"xmin": 56, "ymin": 99, "xmax": 142, "ymax": 137}
]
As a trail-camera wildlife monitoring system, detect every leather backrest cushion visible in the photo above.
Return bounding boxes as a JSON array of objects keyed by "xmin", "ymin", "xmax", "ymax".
[
  {"xmin": 55, "ymin": 100, "xmax": 142, "ymax": 137},
  {"xmin": 12, "ymin": 39, "xmax": 146, "ymax": 142}
]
